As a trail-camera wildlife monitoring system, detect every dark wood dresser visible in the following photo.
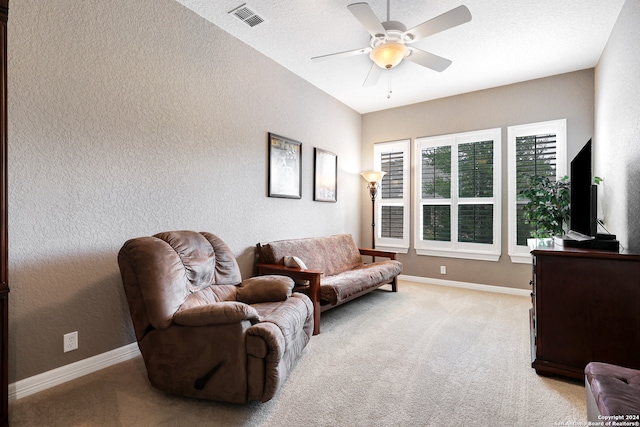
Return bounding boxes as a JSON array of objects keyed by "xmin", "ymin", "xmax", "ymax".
[{"xmin": 530, "ymin": 245, "xmax": 640, "ymax": 380}]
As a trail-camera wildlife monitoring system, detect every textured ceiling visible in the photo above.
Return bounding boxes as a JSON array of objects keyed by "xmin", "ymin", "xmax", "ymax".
[{"xmin": 174, "ymin": 0, "xmax": 625, "ymax": 114}]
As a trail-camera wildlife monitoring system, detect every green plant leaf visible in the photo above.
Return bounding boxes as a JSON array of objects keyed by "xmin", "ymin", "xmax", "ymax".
[{"xmin": 520, "ymin": 175, "xmax": 571, "ymax": 238}]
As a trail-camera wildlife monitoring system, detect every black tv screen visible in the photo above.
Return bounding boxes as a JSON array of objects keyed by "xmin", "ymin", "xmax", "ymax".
[{"xmin": 570, "ymin": 139, "xmax": 597, "ymax": 236}]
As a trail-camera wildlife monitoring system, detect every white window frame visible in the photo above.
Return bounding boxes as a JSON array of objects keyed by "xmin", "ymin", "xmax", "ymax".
[
  {"xmin": 507, "ymin": 119, "xmax": 567, "ymax": 264},
  {"xmin": 414, "ymin": 128, "xmax": 502, "ymax": 261},
  {"xmin": 373, "ymin": 140, "xmax": 410, "ymax": 253}
]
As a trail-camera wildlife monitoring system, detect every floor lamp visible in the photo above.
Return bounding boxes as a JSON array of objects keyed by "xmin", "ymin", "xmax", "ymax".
[{"xmin": 360, "ymin": 171, "xmax": 386, "ymax": 249}]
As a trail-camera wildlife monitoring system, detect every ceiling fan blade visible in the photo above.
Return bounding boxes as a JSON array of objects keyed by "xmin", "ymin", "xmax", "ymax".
[
  {"xmin": 363, "ymin": 63, "xmax": 382, "ymax": 87},
  {"xmin": 311, "ymin": 46, "xmax": 372, "ymax": 62},
  {"xmin": 404, "ymin": 5, "xmax": 471, "ymax": 42},
  {"xmin": 405, "ymin": 48, "xmax": 452, "ymax": 72},
  {"xmin": 348, "ymin": 2, "xmax": 387, "ymax": 38}
]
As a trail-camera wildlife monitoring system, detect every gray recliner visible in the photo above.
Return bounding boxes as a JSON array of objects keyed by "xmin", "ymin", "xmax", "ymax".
[{"xmin": 118, "ymin": 230, "xmax": 313, "ymax": 403}]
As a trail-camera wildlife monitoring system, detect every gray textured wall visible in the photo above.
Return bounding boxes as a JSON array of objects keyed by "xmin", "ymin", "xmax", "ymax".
[
  {"xmin": 7, "ymin": 0, "xmax": 361, "ymax": 382},
  {"xmin": 594, "ymin": 0, "xmax": 640, "ymax": 253},
  {"xmin": 361, "ymin": 70, "xmax": 596, "ymax": 290},
  {"xmin": 7, "ymin": 0, "xmax": 635, "ymax": 387}
]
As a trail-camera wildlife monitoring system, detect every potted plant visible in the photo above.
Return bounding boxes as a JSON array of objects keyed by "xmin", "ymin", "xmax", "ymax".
[{"xmin": 521, "ymin": 175, "xmax": 570, "ymax": 245}]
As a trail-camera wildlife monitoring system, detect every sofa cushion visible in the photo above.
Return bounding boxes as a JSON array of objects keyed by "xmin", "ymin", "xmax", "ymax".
[
  {"xmin": 180, "ymin": 285, "xmax": 238, "ymax": 307},
  {"xmin": 319, "ymin": 260, "xmax": 403, "ymax": 305},
  {"xmin": 236, "ymin": 276, "xmax": 294, "ymax": 304},
  {"xmin": 261, "ymin": 234, "xmax": 362, "ymax": 277}
]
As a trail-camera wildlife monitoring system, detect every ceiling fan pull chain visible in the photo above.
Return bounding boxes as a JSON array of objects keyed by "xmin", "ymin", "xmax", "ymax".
[{"xmin": 387, "ymin": 72, "xmax": 392, "ymax": 99}]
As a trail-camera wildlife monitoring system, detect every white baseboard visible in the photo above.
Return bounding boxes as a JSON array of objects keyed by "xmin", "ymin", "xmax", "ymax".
[
  {"xmin": 9, "ymin": 342, "xmax": 141, "ymax": 401},
  {"xmin": 8, "ymin": 276, "xmax": 528, "ymax": 402},
  {"xmin": 399, "ymin": 274, "xmax": 531, "ymax": 297}
]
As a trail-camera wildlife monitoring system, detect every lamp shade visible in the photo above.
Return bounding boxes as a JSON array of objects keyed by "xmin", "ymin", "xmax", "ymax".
[
  {"xmin": 361, "ymin": 170, "xmax": 386, "ymax": 183},
  {"xmin": 369, "ymin": 42, "xmax": 407, "ymax": 69}
]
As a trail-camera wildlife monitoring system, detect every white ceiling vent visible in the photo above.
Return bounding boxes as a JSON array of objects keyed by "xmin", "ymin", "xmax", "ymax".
[{"xmin": 229, "ymin": 4, "xmax": 264, "ymax": 28}]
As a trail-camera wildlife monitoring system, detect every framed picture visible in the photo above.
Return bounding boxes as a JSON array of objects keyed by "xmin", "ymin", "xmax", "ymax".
[
  {"xmin": 314, "ymin": 148, "xmax": 337, "ymax": 202},
  {"xmin": 268, "ymin": 133, "xmax": 302, "ymax": 199}
]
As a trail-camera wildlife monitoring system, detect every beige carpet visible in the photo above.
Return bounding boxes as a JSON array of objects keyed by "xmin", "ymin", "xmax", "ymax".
[{"xmin": 10, "ymin": 281, "xmax": 586, "ymax": 426}]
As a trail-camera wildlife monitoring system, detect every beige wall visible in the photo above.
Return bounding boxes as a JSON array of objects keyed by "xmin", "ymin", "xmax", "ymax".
[
  {"xmin": 7, "ymin": 0, "xmax": 361, "ymax": 382},
  {"xmin": 594, "ymin": 0, "xmax": 640, "ymax": 252},
  {"xmin": 361, "ymin": 70, "xmax": 595, "ymax": 289}
]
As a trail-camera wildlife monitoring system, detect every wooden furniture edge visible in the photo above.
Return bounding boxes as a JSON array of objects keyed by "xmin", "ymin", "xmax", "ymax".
[
  {"xmin": 531, "ymin": 246, "xmax": 640, "ymax": 260},
  {"xmin": 532, "ymin": 359, "xmax": 583, "ymax": 380},
  {"xmin": 1, "ymin": 2, "xmax": 8, "ymax": 424},
  {"xmin": 358, "ymin": 247, "xmax": 397, "ymax": 259}
]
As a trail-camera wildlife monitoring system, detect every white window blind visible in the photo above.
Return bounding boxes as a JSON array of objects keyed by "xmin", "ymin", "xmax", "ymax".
[
  {"xmin": 374, "ymin": 140, "xmax": 410, "ymax": 252},
  {"xmin": 415, "ymin": 129, "xmax": 501, "ymax": 261},
  {"xmin": 507, "ymin": 120, "xmax": 567, "ymax": 263}
]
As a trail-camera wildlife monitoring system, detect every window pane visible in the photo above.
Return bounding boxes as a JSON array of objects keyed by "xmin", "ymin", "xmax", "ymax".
[
  {"xmin": 381, "ymin": 206, "xmax": 403, "ymax": 238},
  {"xmin": 422, "ymin": 146, "xmax": 451, "ymax": 199},
  {"xmin": 516, "ymin": 134, "xmax": 557, "ymax": 195},
  {"xmin": 516, "ymin": 203, "xmax": 534, "ymax": 246},
  {"xmin": 459, "ymin": 140, "xmax": 493, "ymax": 198},
  {"xmin": 458, "ymin": 204, "xmax": 494, "ymax": 244},
  {"xmin": 422, "ymin": 205, "xmax": 451, "ymax": 241},
  {"xmin": 381, "ymin": 151, "xmax": 403, "ymax": 199},
  {"xmin": 516, "ymin": 134, "xmax": 557, "ymax": 241}
]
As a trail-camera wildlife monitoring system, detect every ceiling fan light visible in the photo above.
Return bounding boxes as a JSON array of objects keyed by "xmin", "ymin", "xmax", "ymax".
[{"xmin": 370, "ymin": 42, "xmax": 407, "ymax": 69}]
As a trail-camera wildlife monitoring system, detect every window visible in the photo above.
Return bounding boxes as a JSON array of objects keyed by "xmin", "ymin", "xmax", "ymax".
[
  {"xmin": 507, "ymin": 120, "xmax": 566, "ymax": 263},
  {"xmin": 373, "ymin": 140, "xmax": 410, "ymax": 252},
  {"xmin": 414, "ymin": 129, "xmax": 501, "ymax": 261}
]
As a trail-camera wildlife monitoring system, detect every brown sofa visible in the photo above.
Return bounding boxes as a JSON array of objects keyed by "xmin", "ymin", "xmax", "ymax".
[
  {"xmin": 118, "ymin": 230, "xmax": 313, "ymax": 403},
  {"xmin": 256, "ymin": 234, "xmax": 402, "ymax": 334}
]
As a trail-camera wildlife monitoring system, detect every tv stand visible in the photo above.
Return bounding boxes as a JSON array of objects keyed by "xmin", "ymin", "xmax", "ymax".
[
  {"xmin": 556, "ymin": 232, "xmax": 619, "ymax": 252},
  {"xmin": 530, "ymin": 246, "xmax": 640, "ymax": 379},
  {"xmin": 596, "ymin": 233, "xmax": 617, "ymax": 240}
]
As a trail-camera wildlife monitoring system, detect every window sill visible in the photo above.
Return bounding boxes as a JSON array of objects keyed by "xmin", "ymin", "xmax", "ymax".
[
  {"xmin": 415, "ymin": 248, "xmax": 500, "ymax": 262},
  {"xmin": 509, "ymin": 252, "xmax": 533, "ymax": 264},
  {"xmin": 375, "ymin": 245, "xmax": 408, "ymax": 254}
]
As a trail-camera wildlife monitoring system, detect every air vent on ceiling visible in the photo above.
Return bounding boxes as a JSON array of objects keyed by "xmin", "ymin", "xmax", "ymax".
[{"xmin": 229, "ymin": 4, "xmax": 264, "ymax": 28}]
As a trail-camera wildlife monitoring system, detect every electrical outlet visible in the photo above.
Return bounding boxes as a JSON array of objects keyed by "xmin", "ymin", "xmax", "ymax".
[
  {"xmin": 64, "ymin": 331, "xmax": 78, "ymax": 353},
  {"xmin": 440, "ymin": 266, "xmax": 446, "ymax": 274}
]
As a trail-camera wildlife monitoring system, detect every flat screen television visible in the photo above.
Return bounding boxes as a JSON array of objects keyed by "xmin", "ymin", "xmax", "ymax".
[{"xmin": 569, "ymin": 139, "xmax": 597, "ymax": 237}]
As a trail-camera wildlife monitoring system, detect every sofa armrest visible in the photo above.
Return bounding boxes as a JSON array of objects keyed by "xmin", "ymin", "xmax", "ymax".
[
  {"xmin": 173, "ymin": 301, "xmax": 260, "ymax": 326},
  {"xmin": 236, "ymin": 275, "xmax": 294, "ymax": 304},
  {"xmin": 359, "ymin": 248, "xmax": 397, "ymax": 260},
  {"xmin": 256, "ymin": 263, "xmax": 322, "ymax": 335}
]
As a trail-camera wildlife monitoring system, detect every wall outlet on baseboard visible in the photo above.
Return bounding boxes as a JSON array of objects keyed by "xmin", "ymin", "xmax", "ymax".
[
  {"xmin": 440, "ymin": 266, "xmax": 446, "ymax": 275},
  {"xmin": 64, "ymin": 331, "xmax": 78, "ymax": 353}
]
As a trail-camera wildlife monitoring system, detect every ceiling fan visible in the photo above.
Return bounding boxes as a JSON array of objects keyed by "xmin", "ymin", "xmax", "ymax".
[{"xmin": 312, "ymin": 1, "xmax": 472, "ymax": 87}]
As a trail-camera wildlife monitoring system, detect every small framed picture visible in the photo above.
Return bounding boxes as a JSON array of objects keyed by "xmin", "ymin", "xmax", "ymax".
[
  {"xmin": 268, "ymin": 133, "xmax": 302, "ymax": 199},
  {"xmin": 314, "ymin": 148, "xmax": 337, "ymax": 202}
]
